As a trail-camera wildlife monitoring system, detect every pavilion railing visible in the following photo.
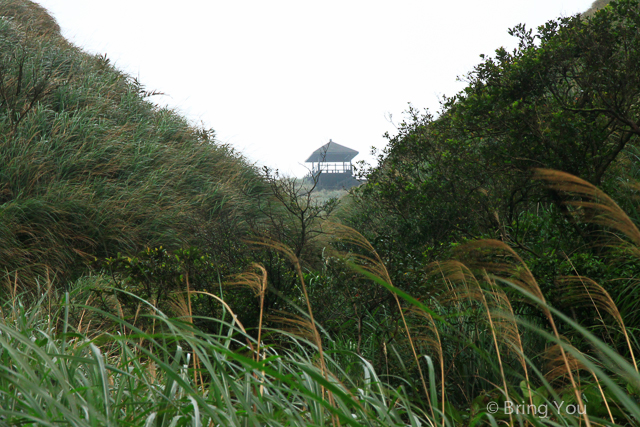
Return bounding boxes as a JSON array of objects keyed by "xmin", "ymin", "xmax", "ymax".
[{"xmin": 310, "ymin": 163, "xmax": 353, "ymax": 174}]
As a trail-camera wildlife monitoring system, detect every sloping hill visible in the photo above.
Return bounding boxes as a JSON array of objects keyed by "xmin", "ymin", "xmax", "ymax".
[
  {"xmin": 0, "ymin": 0, "xmax": 267, "ymax": 284},
  {"xmin": 583, "ymin": 0, "xmax": 612, "ymax": 16},
  {"xmin": 1, "ymin": 0, "xmax": 60, "ymax": 36}
]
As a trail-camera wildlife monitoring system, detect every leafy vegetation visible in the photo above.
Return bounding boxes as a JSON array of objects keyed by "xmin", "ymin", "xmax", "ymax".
[
  {"xmin": 348, "ymin": 0, "xmax": 640, "ymax": 311},
  {"xmin": 2, "ymin": 0, "xmax": 640, "ymax": 425}
]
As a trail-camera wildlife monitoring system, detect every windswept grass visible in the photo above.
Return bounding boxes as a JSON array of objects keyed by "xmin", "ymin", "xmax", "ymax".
[
  {"xmin": 0, "ymin": 1, "xmax": 268, "ymax": 288},
  {"xmin": 322, "ymin": 171, "xmax": 640, "ymax": 425},
  {"xmin": 2, "ymin": 170, "xmax": 640, "ymax": 426},
  {"xmin": 0, "ymin": 280, "xmax": 428, "ymax": 427},
  {"xmin": 2, "ymin": 1, "xmax": 639, "ymax": 425}
]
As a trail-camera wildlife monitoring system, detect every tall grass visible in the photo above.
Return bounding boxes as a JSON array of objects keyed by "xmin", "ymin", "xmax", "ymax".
[
  {"xmin": 0, "ymin": 278, "xmax": 427, "ymax": 427},
  {"xmin": 2, "ymin": 1, "xmax": 639, "ymax": 424},
  {"xmin": 324, "ymin": 171, "xmax": 640, "ymax": 425},
  {"xmin": 0, "ymin": 1, "xmax": 269, "ymax": 288},
  {"xmin": 2, "ymin": 169, "xmax": 640, "ymax": 426}
]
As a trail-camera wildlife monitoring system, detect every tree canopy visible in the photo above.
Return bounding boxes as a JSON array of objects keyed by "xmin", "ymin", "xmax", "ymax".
[{"xmin": 354, "ymin": 0, "xmax": 640, "ymax": 260}]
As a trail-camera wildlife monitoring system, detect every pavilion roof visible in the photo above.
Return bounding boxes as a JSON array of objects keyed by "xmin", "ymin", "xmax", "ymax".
[{"xmin": 305, "ymin": 139, "xmax": 359, "ymax": 163}]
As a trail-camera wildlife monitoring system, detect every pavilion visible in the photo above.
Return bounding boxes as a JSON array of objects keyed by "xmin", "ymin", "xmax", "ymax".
[{"xmin": 305, "ymin": 139, "xmax": 360, "ymax": 190}]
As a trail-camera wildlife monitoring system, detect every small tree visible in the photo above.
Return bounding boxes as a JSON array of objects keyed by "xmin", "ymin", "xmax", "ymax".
[{"xmin": 260, "ymin": 166, "xmax": 338, "ymax": 260}]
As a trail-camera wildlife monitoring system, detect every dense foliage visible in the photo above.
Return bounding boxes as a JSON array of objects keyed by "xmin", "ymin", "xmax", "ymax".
[
  {"xmin": 348, "ymin": 0, "xmax": 640, "ymax": 300},
  {"xmin": 354, "ymin": 0, "xmax": 640, "ymax": 248},
  {"xmin": 2, "ymin": 0, "xmax": 640, "ymax": 425}
]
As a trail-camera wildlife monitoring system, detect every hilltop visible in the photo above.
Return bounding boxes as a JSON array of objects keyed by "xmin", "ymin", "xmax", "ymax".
[
  {"xmin": 0, "ymin": 0, "xmax": 268, "ymax": 285},
  {"xmin": 584, "ymin": 0, "xmax": 613, "ymax": 15}
]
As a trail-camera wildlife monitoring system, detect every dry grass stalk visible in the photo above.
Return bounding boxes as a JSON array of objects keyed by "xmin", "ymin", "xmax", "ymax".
[
  {"xmin": 435, "ymin": 261, "xmax": 513, "ymax": 424},
  {"xmin": 188, "ymin": 290, "xmax": 254, "ymax": 353},
  {"xmin": 545, "ymin": 341, "xmax": 586, "ymax": 384},
  {"xmin": 246, "ymin": 237, "xmax": 338, "ymax": 426},
  {"xmin": 533, "ymin": 169, "xmax": 640, "ymax": 254},
  {"xmin": 267, "ymin": 310, "xmax": 318, "ymax": 343},
  {"xmin": 226, "ymin": 263, "xmax": 268, "ymax": 398},
  {"xmin": 169, "ymin": 291, "xmax": 190, "ymax": 321},
  {"xmin": 534, "ymin": 169, "xmax": 640, "ymax": 372},
  {"xmin": 486, "ymin": 282, "xmax": 534, "ymax": 408},
  {"xmin": 326, "ymin": 223, "xmax": 433, "ymax": 420},
  {"xmin": 456, "ymin": 239, "xmax": 591, "ymax": 426},
  {"xmin": 76, "ymin": 293, "xmax": 96, "ymax": 336},
  {"xmin": 227, "ymin": 263, "xmax": 268, "ymax": 362},
  {"xmin": 479, "ymin": 271, "xmax": 513, "ymax": 426},
  {"xmin": 409, "ymin": 307, "xmax": 445, "ymax": 421},
  {"xmin": 558, "ymin": 275, "xmax": 638, "ymax": 373},
  {"xmin": 168, "ymin": 277, "xmax": 203, "ymax": 389},
  {"xmin": 544, "ymin": 342, "xmax": 615, "ymax": 423}
]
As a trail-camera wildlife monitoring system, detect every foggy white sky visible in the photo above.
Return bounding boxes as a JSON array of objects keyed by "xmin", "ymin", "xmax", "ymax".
[{"xmin": 36, "ymin": 0, "xmax": 595, "ymax": 176}]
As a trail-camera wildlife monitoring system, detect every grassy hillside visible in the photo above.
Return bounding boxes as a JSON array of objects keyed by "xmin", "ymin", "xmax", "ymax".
[
  {"xmin": 584, "ymin": 0, "xmax": 613, "ymax": 16},
  {"xmin": 2, "ymin": 1, "xmax": 640, "ymax": 426},
  {"xmin": 0, "ymin": 0, "xmax": 267, "ymax": 285}
]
